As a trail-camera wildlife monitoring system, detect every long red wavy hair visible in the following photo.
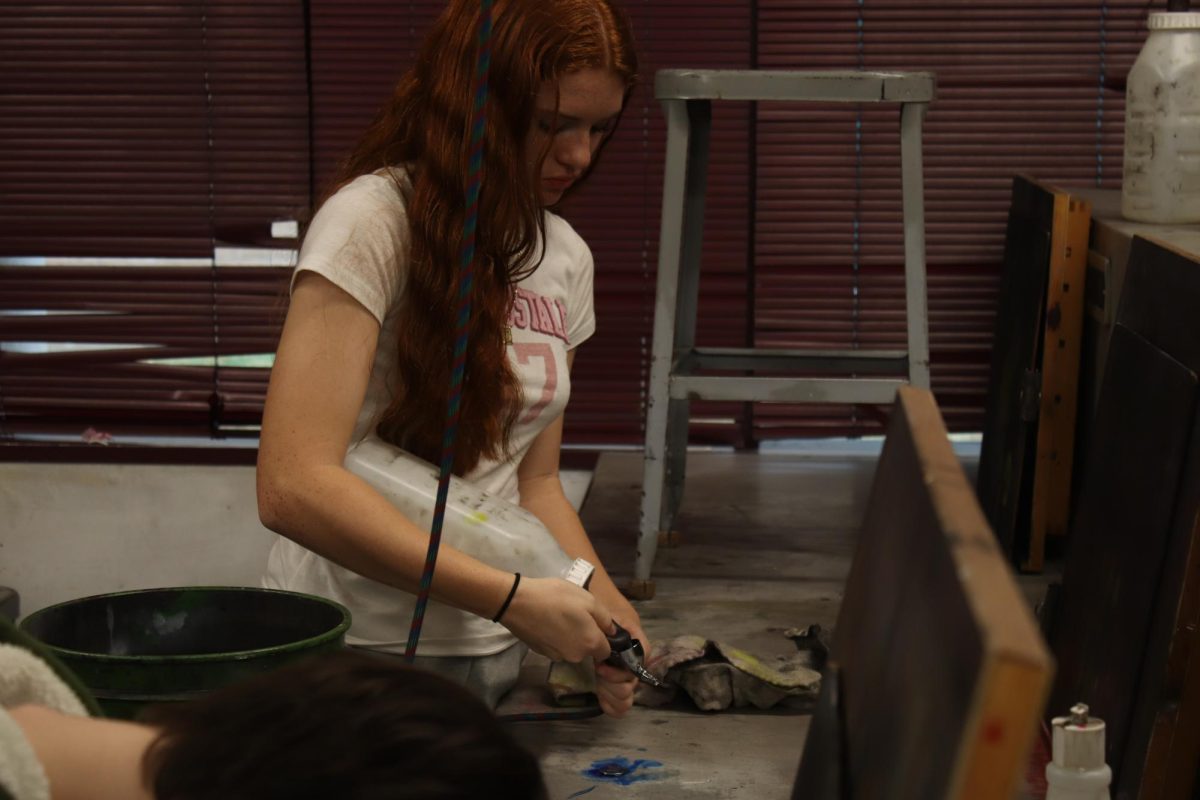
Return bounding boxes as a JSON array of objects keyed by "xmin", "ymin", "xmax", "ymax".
[{"xmin": 330, "ymin": 0, "xmax": 637, "ymax": 474}]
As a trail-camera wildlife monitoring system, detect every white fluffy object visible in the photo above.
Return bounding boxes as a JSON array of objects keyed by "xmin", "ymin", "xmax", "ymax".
[{"xmin": 0, "ymin": 644, "xmax": 89, "ymax": 800}]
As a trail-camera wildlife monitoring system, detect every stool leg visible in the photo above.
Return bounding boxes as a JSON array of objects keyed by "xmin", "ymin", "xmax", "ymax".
[
  {"xmin": 662, "ymin": 398, "xmax": 689, "ymax": 542},
  {"xmin": 661, "ymin": 99, "xmax": 712, "ymax": 540},
  {"xmin": 900, "ymin": 101, "xmax": 931, "ymax": 390},
  {"xmin": 638, "ymin": 98, "xmax": 693, "ymax": 587}
]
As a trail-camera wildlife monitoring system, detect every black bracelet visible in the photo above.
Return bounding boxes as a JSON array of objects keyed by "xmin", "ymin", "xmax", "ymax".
[{"xmin": 492, "ymin": 573, "xmax": 521, "ymax": 623}]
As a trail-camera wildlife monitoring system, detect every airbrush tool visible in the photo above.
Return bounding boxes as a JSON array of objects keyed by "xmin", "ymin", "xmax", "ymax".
[
  {"xmin": 563, "ymin": 558, "xmax": 665, "ymax": 688},
  {"xmin": 605, "ymin": 621, "xmax": 665, "ymax": 688}
]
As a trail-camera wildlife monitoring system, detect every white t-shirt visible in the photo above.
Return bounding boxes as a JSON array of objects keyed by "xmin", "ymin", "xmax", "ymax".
[{"xmin": 263, "ymin": 169, "xmax": 596, "ymax": 656}]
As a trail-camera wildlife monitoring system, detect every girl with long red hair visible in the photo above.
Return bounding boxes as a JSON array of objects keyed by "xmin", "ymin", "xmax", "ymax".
[{"xmin": 256, "ymin": 0, "xmax": 645, "ymax": 716}]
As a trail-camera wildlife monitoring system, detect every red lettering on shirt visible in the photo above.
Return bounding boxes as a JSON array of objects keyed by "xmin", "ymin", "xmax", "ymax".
[
  {"xmin": 513, "ymin": 342, "xmax": 557, "ymax": 424},
  {"xmin": 509, "ymin": 291, "xmax": 531, "ymax": 329},
  {"xmin": 508, "ymin": 288, "xmax": 568, "ymax": 344}
]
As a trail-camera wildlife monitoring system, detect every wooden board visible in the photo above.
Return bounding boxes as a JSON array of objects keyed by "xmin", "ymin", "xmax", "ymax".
[
  {"xmin": 1028, "ymin": 191, "xmax": 1090, "ymax": 565},
  {"xmin": 794, "ymin": 386, "xmax": 1053, "ymax": 799},
  {"xmin": 1050, "ymin": 236, "xmax": 1200, "ymax": 800},
  {"xmin": 977, "ymin": 176, "xmax": 1091, "ymax": 571},
  {"xmin": 977, "ymin": 176, "xmax": 1053, "ymax": 563},
  {"xmin": 1129, "ymin": 404, "xmax": 1200, "ymax": 800},
  {"xmin": 790, "ymin": 662, "xmax": 844, "ymax": 800},
  {"xmin": 1048, "ymin": 326, "xmax": 1196, "ymax": 787}
]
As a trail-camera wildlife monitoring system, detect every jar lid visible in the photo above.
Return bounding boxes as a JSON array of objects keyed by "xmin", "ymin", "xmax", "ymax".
[{"xmin": 1148, "ymin": 12, "xmax": 1200, "ymax": 30}]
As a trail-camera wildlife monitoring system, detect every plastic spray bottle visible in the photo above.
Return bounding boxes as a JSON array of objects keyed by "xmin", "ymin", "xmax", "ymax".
[{"xmin": 343, "ymin": 434, "xmax": 582, "ymax": 581}]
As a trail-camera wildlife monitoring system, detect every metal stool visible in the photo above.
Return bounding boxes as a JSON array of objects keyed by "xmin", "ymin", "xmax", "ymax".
[{"xmin": 632, "ymin": 70, "xmax": 936, "ymax": 599}]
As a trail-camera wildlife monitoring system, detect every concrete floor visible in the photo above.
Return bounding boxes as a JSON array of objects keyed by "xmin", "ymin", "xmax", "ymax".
[{"xmin": 508, "ymin": 450, "xmax": 882, "ymax": 799}]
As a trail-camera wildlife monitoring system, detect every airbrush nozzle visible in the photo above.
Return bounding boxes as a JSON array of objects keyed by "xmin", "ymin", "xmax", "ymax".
[{"xmin": 605, "ymin": 621, "xmax": 666, "ymax": 688}]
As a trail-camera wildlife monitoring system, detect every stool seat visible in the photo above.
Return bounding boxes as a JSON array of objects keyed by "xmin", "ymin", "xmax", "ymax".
[{"xmin": 655, "ymin": 69, "xmax": 935, "ymax": 103}]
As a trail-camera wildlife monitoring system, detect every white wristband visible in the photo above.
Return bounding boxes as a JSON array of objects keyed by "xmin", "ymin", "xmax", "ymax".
[{"xmin": 564, "ymin": 557, "xmax": 595, "ymax": 589}]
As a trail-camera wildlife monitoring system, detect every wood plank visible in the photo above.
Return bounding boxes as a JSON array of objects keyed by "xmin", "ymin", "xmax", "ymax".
[
  {"xmin": 1027, "ymin": 190, "xmax": 1091, "ymax": 570},
  {"xmin": 803, "ymin": 386, "xmax": 1053, "ymax": 799},
  {"xmin": 978, "ymin": 177, "xmax": 1092, "ymax": 571},
  {"xmin": 954, "ymin": 657, "xmax": 1052, "ymax": 795}
]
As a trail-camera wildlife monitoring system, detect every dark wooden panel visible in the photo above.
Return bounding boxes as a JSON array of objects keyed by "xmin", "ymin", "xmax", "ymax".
[
  {"xmin": 977, "ymin": 176, "xmax": 1054, "ymax": 563},
  {"xmin": 976, "ymin": 177, "xmax": 1093, "ymax": 571},
  {"xmin": 837, "ymin": 404, "xmax": 981, "ymax": 798},
  {"xmin": 1118, "ymin": 239, "xmax": 1200, "ymax": 375},
  {"xmin": 790, "ymin": 662, "xmax": 845, "ymax": 800},
  {"xmin": 1124, "ymin": 404, "xmax": 1200, "ymax": 800},
  {"xmin": 1049, "ymin": 235, "xmax": 1200, "ymax": 800},
  {"xmin": 1049, "ymin": 326, "xmax": 1197, "ymax": 795},
  {"xmin": 1057, "ymin": 235, "xmax": 1200, "ymax": 800},
  {"xmin": 802, "ymin": 386, "xmax": 1052, "ymax": 799}
]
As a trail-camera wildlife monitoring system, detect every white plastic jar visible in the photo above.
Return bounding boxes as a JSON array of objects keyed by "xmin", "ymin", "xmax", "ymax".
[
  {"xmin": 1045, "ymin": 704, "xmax": 1111, "ymax": 800},
  {"xmin": 1122, "ymin": 12, "xmax": 1200, "ymax": 224}
]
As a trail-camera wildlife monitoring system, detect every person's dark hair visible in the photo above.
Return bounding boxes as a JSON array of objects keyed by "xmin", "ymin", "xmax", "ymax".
[{"xmin": 138, "ymin": 650, "xmax": 548, "ymax": 800}]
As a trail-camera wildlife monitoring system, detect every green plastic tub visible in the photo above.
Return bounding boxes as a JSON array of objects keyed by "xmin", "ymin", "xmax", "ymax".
[{"xmin": 20, "ymin": 586, "xmax": 351, "ymax": 719}]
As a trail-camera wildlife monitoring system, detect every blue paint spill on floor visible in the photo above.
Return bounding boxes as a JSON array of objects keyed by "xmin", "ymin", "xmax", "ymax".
[{"xmin": 581, "ymin": 756, "xmax": 665, "ymax": 787}]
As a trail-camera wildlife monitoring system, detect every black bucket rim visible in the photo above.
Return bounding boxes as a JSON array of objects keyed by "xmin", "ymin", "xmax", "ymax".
[{"xmin": 19, "ymin": 585, "xmax": 352, "ymax": 664}]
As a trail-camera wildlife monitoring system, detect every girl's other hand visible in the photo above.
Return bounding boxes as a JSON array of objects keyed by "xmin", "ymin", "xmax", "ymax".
[{"xmin": 499, "ymin": 577, "xmax": 613, "ymax": 664}]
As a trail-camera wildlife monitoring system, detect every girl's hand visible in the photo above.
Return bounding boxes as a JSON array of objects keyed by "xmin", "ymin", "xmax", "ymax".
[
  {"xmin": 594, "ymin": 661, "xmax": 637, "ymax": 717},
  {"xmin": 595, "ymin": 597, "xmax": 647, "ymax": 719},
  {"xmin": 499, "ymin": 576, "xmax": 613, "ymax": 663}
]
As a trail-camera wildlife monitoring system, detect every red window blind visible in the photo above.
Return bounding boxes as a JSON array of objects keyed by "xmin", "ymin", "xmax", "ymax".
[
  {"xmin": 307, "ymin": 1, "xmax": 445, "ymax": 199},
  {"xmin": 0, "ymin": 265, "xmax": 290, "ymax": 438},
  {"xmin": 2, "ymin": 3, "xmax": 211, "ymax": 257},
  {"xmin": 560, "ymin": 0, "xmax": 754, "ymax": 447},
  {"xmin": 0, "ymin": 1, "xmax": 308, "ymax": 441},
  {"xmin": 754, "ymin": 0, "xmax": 1145, "ymax": 438},
  {"xmin": 1, "ymin": 1, "xmax": 1150, "ymax": 450}
]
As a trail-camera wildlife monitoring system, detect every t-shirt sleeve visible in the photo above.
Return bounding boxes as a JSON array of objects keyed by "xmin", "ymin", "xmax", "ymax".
[
  {"xmin": 291, "ymin": 174, "xmax": 409, "ymax": 325},
  {"xmin": 566, "ymin": 241, "xmax": 596, "ymax": 349}
]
